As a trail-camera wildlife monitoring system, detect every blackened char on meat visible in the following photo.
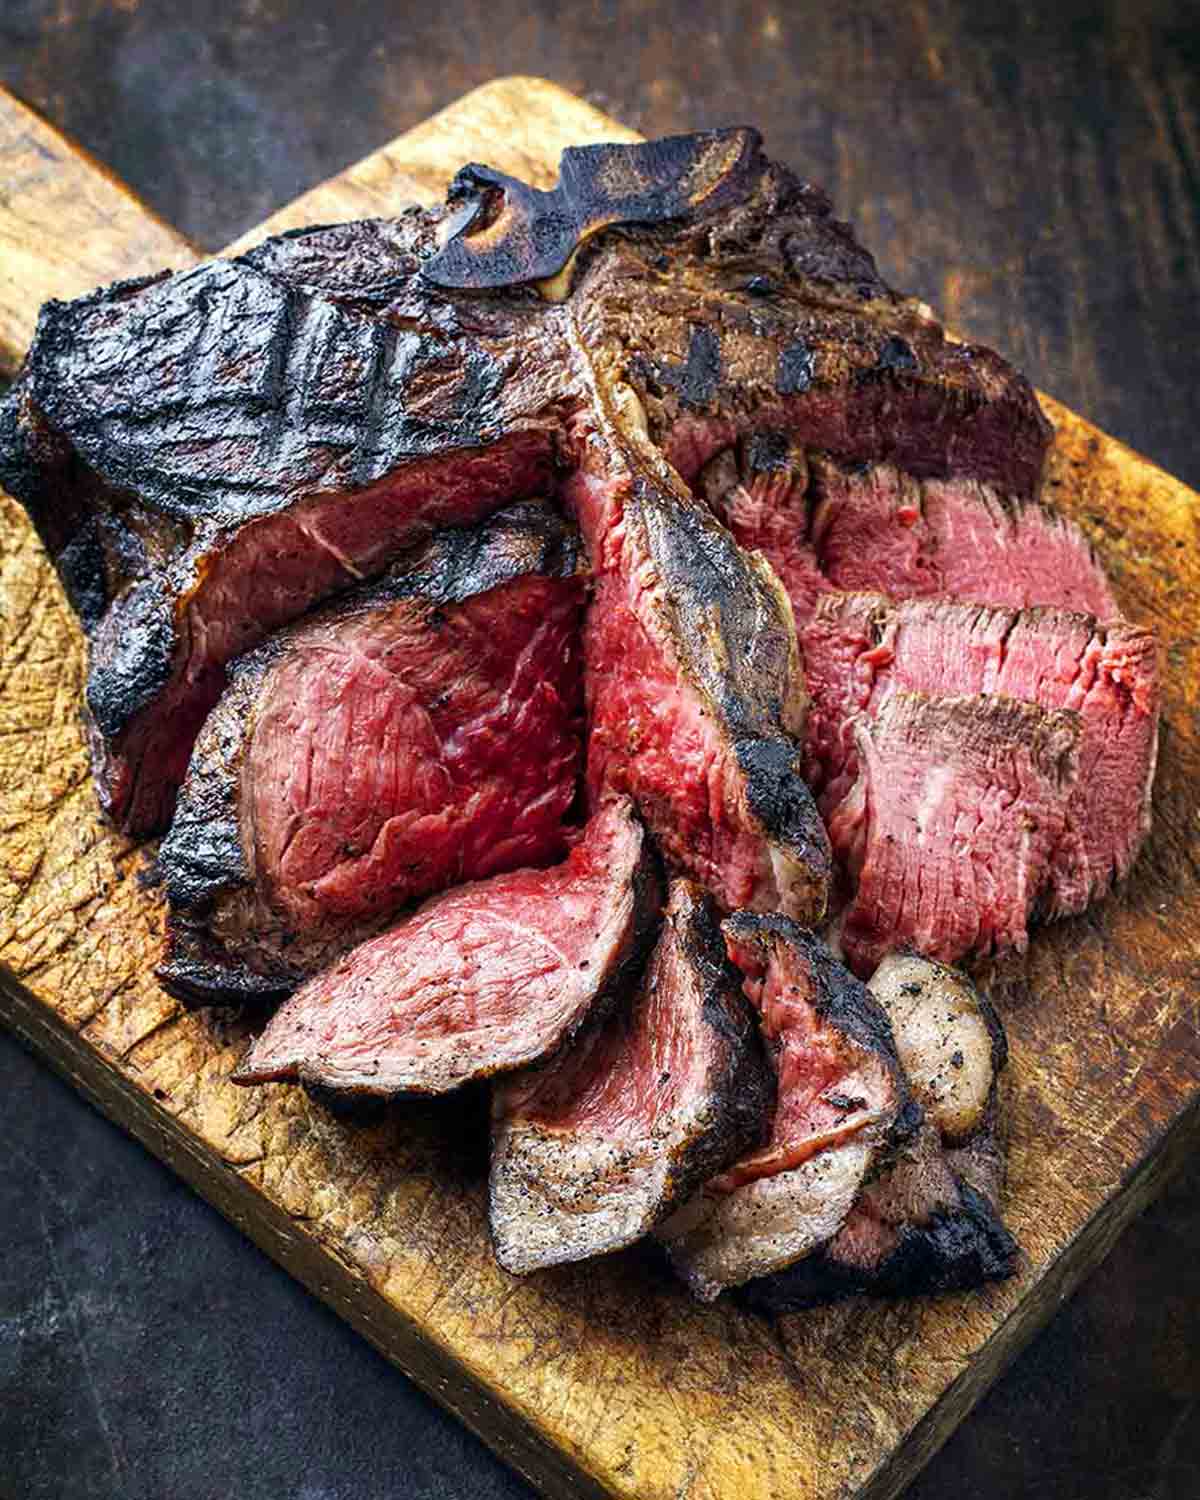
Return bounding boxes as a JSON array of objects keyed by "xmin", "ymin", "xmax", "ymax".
[
  {"xmin": 830, "ymin": 692, "xmax": 1081, "ymax": 976},
  {"xmin": 657, "ymin": 912, "xmax": 910, "ymax": 1301},
  {"xmin": 489, "ymin": 880, "xmax": 773, "ymax": 1275},
  {"xmin": 2, "ymin": 128, "xmax": 1055, "ymax": 849},
  {"xmin": 748, "ymin": 953, "xmax": 1018, "ymax": 1310},
  {"xmin": 235, "ymin": 797, "xmax": 660, "ymax": 1097},
  {"xmin": 157, "ymin": 502, "xmax": 584, "ymax": 1004},
  {"xmin": 802, "ymin": 592, "xmax": 1159, "ymax": 915}
]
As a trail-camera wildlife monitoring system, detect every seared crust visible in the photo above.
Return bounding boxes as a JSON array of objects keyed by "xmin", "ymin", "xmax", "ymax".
[{"xmin": 742, "ymin": 1179, "xmax": 1018, "ymax": 1311}]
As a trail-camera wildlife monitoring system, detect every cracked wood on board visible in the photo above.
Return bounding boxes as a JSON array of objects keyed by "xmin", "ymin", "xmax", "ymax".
[{"xmin": 0, "ymin": 74, "xmax": 1198, "ymax": 1500}]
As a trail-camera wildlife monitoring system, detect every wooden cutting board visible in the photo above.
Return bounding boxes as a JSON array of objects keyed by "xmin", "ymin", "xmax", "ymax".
[{"xmin": 1, "ymin": 76, "xmax": 1198, "ymax": 1500}]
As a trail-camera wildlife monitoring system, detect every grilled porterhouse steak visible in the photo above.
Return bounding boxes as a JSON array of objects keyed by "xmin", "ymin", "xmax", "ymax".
[{"xmin": 2, "ymin": 129, "xmax": 1061, "ymax": 934}]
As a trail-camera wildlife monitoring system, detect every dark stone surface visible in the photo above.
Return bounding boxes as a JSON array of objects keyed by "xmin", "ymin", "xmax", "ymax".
[{"xmin": 1, "ymin": 2, "xmax": 1199, "ymax": 1497}]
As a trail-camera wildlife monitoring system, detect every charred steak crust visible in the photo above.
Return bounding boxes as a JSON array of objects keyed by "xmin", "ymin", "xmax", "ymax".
[
  {"xmin": 658, "ymin": 915, "xmax": 912, "ymax": 1301},
  {"xmin": 629, "ymin": 469, "xmax": 833, "ymax": 910},
  {"xmin": 488, "ymin": 880, "xmax": 773, "ymax": 1275},
  {"xmin": 157, "ymin": 502, "xmax": 585, "ymax": 1004},
  {"xmin": 723, "ymin": 911, "xmax": 903, "ymax": 1070},
  {"xmin": 742, "ymin": 1179, "xmax": 1018, "ymax": 1311},
  {"xmin": 752, "ymin": 952, "xmax": 1021, "ymax": 1310}
]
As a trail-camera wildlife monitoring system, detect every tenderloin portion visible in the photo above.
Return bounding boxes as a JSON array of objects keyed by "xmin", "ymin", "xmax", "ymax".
[
  {"xmin": 809, "ymin": 459, "xmax": 1117, "ymax": 620},
  {"xmin": 802, "ymin": 593, "xmax": 1159, "ymax": 915},
  {"xmin": 657, "ymin": 913, "xmax": 908, "ymax": 1301},
  {"xmin": 747, "ymin": 953, "xmax": 1018, "ymax": 1309},
  {"xmin": 489, "ymin": 881, "xmax": 773, "ymax": 1275},
  {"xmin": 235, "ymin": 798, "xmax": 660, "ymax": 1097},
  {"xmin": 158, "ymin": 503, "xmax": 584, "ymax": 1003},
  {"xmin": 830, "ymin": 693, "xmax": 1081, "ymax": 975}
]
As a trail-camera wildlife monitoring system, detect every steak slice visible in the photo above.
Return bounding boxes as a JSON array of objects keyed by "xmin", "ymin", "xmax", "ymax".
[
  {"xmin": 4, "ymin": 130, "xmax": 1056, "ymax": 839},
  {"xmin": 234, "ymin": 797, "xmax": 660, "ymax": 1096},
  {"xmin": 489, "ymin": 880, "xmax": 773, "ymax": 1275},
  {"xmin": 830, "ymin": 692, "xmax": 1081, "ymax": 975},
  {"xmin": 809, "ymin": 458, "xmax": 1117, "ymax": 619},
  {"xmin": 158, "ymin": 502, "xmax": 584, "ymax": 1004},
  {"xmin": 749, "ymin": 953, "xmax": 1018, "ymax": 1309},
  {"xmin": 564, "ymin": 400, "xmax": 831, "ymax": 922},
  {"xmin": 802, "ymin": 593, "xmax": 1159, "ymax": 912},
  {"xmin": 657, "ymin": 912, "xmax": 909, "ymax": 1301}
]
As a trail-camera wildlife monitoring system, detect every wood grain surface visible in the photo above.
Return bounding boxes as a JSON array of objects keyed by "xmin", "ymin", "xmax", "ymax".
[{"xmin": 1, "ymin": 70, "xmax": 1199, "ymax": 1500}]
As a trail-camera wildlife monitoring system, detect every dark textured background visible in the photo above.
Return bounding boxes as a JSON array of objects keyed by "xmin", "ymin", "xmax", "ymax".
[{"xmin": 1, "ymin": 2, "xmax": 1198, "ymax": 1497}]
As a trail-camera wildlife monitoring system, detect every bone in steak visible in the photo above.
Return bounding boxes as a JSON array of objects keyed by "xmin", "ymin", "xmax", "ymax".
[
  {"xmin": 657, "ymin": 912, "xmax": 910, "ymax": 1301},
  {"xmin": 830, "ymin": 692, "xmax": 1081, "ymax": 976},
  {"xmin": 802, "ymin": 592, "xmax": 1159, "ymax": 914},
  {"xmin": 2, "ymin": 129, "xmax": 1054, "ymax": 854},
  {"xmin": 748, "ymin": 953, "xmax": 1018, "ymax": 1308},
  {"xmin": 235, "ymin": 797, "xmax": 660, "ymax": 1097},
  {"xmin": 158, "ymin": 502, "xmax": 584, "ymax": 1004},
  {"xmin": 489, "ymin": 880, "xmax": 773, "ymax": 1275}
]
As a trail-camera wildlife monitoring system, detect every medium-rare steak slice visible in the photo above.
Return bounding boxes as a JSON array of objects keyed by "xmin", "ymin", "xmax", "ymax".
[
  {"xmin": 748, "ymin": 953, "xmax": 1018, "ymax": 1309},
  {"xmin": 4, "ymin": 129, "xmax": 1056, "ymax": 838},
  {"xmin": 802, "ymin": 593, "xmax": 1159, "ymax": 912},
  {"xmin": 489, "ymin": 880, "xmax": 773, "ymax": 1275},
  {"xmin": 564, "ymin": 401, "xmax": 831, "ymax": 922},
  {"xmin": 693, "ymin": 447, "xmax": 1116, "ymax": 631},
  {"xmin": 158, "ymin": 502, "xmax": 584, "ymax": 1004},
  {"xmin": 235, "ymin": 798, "xmax": 660, "ymax": 1096},
  {"xmin": 657, "ymin": 912, "xmax": 910, "ymax": 1301},
  {"xmin": 830, "ymin": 692, "xmax": 1081, "ymax": 975},
  {"xmin": 809, "ymin": 458, "xmax": 1118, "ymax": 619}
]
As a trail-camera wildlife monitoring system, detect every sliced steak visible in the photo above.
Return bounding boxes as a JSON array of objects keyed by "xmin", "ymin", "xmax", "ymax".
[
  {"xmin": 830, "ymin": 692, "xmax": 1081, "ymax": 976},
  {"xmin": 4, "ymin": 130, "xmax": 1055, "ymax": 838},
  {"xmin": 489, "ymin": 880, "xmax": 773, "ymax": 1275},
  {"xmin": 234, "ymin": 797, "xmax": 660, "ymax": 1096},
  {"xmin": 809, "ymin": 458, "xmax": 1117, "ymax": 619},
  {"xmin": 749, "ymin": 953, "xmax": 1018, "ymax": 1309},
  {"xmin": 158, "ymin": 502, "xmax": 584, "ymax": 1003},
  {"xmin": 657, "ymin": 912, "xmax": 909, "ymax": 1301},
  {"xmin": 564, "ymin": 402, "xmax": 831, "ymax": 923},
  {"xmin": 803, "ymin": 593, "xmax": 1158, "ymax": 914}
]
